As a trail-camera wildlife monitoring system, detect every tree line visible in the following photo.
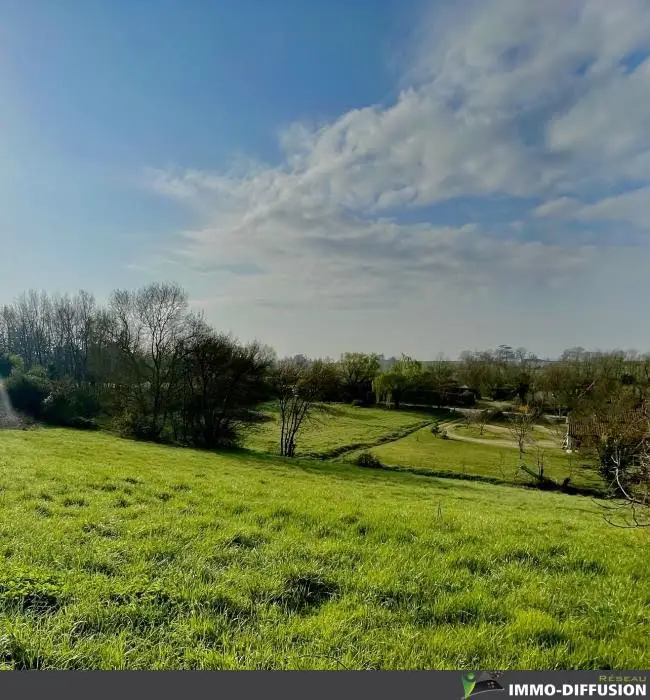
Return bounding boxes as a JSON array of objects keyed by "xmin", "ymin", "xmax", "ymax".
[
  {"xmin": 0, "ymin": 285, "xmax": 274, "ymax": 447},
  {"xmin": 0, "ymin": 284, "xmax": 648, "ymax": 521}
]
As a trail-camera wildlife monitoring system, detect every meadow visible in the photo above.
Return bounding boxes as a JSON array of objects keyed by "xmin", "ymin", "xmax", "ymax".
[
  {"xmin": 0, "ymin": 425, "xmax": 647, "ymax": 670},
  {"xmin": 343, "ymin": 424, "xmax": 605, "ymax": 492},
  {"xmin": 244, "ymin": 403, "xmax": 439, "ymax": 457}
]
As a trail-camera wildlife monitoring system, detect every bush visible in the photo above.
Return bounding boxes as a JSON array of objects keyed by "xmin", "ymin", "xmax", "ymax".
[
  {"xmin": 350, "ymin": 399, "xmax": 364, "ymax": 407},
  {"xmin": 0, "ymin": 353, "xmax": 23, "ymax": 378},
  {"xmin": 67, "ymin": 416, "xmax": 100, "ymax": 431},
  {"xmin": 5, "ymin": 372, "xmax": 52, "ymax": 418},
  {"xmin": 354, "ymin": 451, "xmax": 382, "ymax": 468},
  {"xmin": 117, "ymin": 411, "xmax": 164, "ymax": 442},
  {"xmin": 430, "ymin": 421, "xmax": 441, "ymax": 435},
  {"xmin": 42, "ymin": 382, "xmax": 101, "ymax": 428}
]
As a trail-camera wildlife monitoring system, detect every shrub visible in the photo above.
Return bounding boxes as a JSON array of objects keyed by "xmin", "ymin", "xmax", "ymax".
[
  {"xmin": 354, "ymin": 451, "xmax": 382, "ymax": 468},
  {"xmin": 430, "ymin": 421, "xmax": 441, "ymax": 435},
  {"xmin": 5, "ymin": 372, "xmax": 52, "ymax": 418},
  {"xmin": 350, "ymin": 399, "xmax": 364, "ymax": 407},
  {"xmin": 26, "ymin": 365, "xmax": 48, "ymax": 379},
  {"xmin": 117, "ymin": 411, "xmax": 164, "ymax": 442},
  {"xmin": 66, "ymin": 416, "xmax": 100, "ymax": 431},
  {"xmin": 42, "ymin": 382, "xmax": 101, "ymax": 428},
  {"xmin": 0, "ymin": 353, "xmax": 23, "ymax": 378}
]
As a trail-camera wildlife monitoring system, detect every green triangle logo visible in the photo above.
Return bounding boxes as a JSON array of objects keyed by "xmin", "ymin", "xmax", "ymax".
[{"xmin": 462, "ymin": 673, "xmax": 477, "ymax": 698}]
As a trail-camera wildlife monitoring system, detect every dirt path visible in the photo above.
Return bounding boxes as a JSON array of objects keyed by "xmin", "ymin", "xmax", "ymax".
[
  {"xmin": 328, "ymin": 417, "xmax": 563, "ymax": 461},
  {"xmin": 439, "ymin": 420, "xmax": 561, "ymax": 450}
]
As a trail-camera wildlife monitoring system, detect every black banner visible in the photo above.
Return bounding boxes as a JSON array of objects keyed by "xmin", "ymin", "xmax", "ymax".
[{"xmin": 0, "ymin": 670, "xmax": 646, "ymax": 700}]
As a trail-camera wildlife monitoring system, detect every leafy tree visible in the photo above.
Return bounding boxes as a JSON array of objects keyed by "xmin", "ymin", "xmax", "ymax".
[
  {"xmin": 372, "ymin": 354, "xmax": 422, "ymax": 410},
  {"xmin": 273, "ymin": 359, "xmax": 334, "ymax": 457},
  {"xmin": 174, "ymin": 330, "xmax": 274, "ymax": 448},
  {"xmin": 423, "ymin": 361, "xmax": 457, "ymax": 407},
  {"xmin": 338, "ymin": 352, "xmax": 380, "ymax": 402}
]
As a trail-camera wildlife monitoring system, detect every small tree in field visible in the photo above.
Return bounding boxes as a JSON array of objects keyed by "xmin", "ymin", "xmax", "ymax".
[
  {"xmin": 509, "ymin": 405, "xmax": 534, "ymax": 463},
  {"xmin": 273, "ymin": 359, "xmax": 333, "ymax": 457},
  {"xmin": 475, "ymin": 408, "xmax": 492, "ymax": 436}
]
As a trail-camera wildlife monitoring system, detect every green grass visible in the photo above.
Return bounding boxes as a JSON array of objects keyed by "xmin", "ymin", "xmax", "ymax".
[
  {"xmin": 453, "ymin": 423, "xmax": 554, "ymax": 443},
  {"xmin": 344, "ymin": 427, "xmax": 605, "ymax": 492},
  {"xmin": 0, "ymin": 428, "xmax": 647, "ymax": 669},
  {"xmin": 244, "ymin": 403, "xmax": 438, "ymax": 457}
]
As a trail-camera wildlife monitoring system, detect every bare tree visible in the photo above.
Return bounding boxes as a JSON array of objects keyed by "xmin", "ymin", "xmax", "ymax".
[
  {"xmin": 109, "ymin": 283, "xmax": 190, "ymax": 439},
  {"xmin": 599, "ymin": 440, "xmax": 650, "ymax": 528},
  {"xmin": 475, "ymin": 408, "xmax": 492, "ymax": 436},
  {"xmin": 461, "ymin": 409, "xmax": 474, "ymax": 430},
  {"xmin": 581, "ymin": 403, "xmax": 650, "ymax": 528},
  {"xmin": 509, "ymin": 406, "xmax": 535, "ymax": 462}
]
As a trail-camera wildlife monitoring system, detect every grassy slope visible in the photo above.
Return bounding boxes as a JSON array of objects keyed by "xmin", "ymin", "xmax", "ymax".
[
  {"xmin": 0, "ymin": 429, "xmax": 647, "ymax": 670},
  {"xmin": 345, "ymin": 427, "xmax": 605, "ymax": 492},
  {"xmin": 244, "ymin": 404, "xmax": 436, "ymax": 456}
]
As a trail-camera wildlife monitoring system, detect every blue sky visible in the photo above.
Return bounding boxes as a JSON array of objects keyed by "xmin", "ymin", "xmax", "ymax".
[{"xmin": 2, "ymin": 0, "xmax": 650, "ymax": 358}]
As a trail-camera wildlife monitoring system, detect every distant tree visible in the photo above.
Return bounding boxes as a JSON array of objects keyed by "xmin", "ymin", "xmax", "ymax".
[
  {"xmin": 495, "ymin": 344, "xmax": 515, "ymax": 364},
  {"xmin": 462, "ymin": 409, "xmax": 474, "ymax": 429},
  {"xmin": 475, "ymin": 408, "xmax": 493, "ymax": 436},
  {"xmin": 313, "ymin": 359, "xmax": 344, "ymax": 402},
  {"xmin": 509, "ymin": 405, "xmax": 535, "ymax": 462},
  {"xmin": 458, "ymin": 349, "xmax": 514, "ymax": 399},
  {"xmin": 458, "ymin": 351, "xmax": 489, "ymax": 396},
  {"xmin": 338, "ymin": 352, "xmax": 380, "ymax": 402},
  {"xmin": 372, "ymin": 354, "xmax": 422, "ymax": 410},
  {"xmin": 424, "ymin": 360, "xmax": 457, "ymax": 407}
]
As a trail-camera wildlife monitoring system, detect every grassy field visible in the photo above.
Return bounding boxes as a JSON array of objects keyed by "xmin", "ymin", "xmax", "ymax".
[
  {"xmin": 0, "ymin": 428, "xmax": 647, "ymax": 670},
  {"xmin": 244, "ymin": 403, "xmax": 437, "ymax": 457},
  {"xmin": 453, "ymin": 423, "xmax": 556, "ymax": 443},
  {"xmin": 343, "ymin": 426, "xmax": 605, "ymax": 492}
]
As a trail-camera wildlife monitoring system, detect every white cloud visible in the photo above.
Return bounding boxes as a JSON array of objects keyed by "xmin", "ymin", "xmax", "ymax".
[
  {"xmin": 141, "ymin": 0, "xmax": 650, "ymax": 355},
  {"xmin": 533, "ymin": 187, "xmax": 650, "ymax": 228},
  {"xmin": 575, "ymin": 187, "xmax": 650, "ymax": 227},
  {"xmin": 534, "ymin": 197, "xmax": 580, "ymax": 219}
]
